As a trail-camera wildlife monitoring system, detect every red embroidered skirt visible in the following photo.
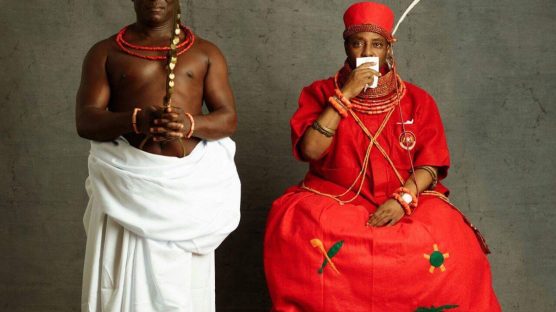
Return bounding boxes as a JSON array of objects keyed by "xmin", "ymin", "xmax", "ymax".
[{"xmin": 264, "ymin": 188, "xmax": 501, "ymax": 312}]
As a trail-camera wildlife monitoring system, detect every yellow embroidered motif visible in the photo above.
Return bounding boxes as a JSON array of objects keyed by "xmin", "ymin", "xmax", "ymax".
[{"xmin": 310, "ymin": 238, "xmax": 343, "ymax": 274}]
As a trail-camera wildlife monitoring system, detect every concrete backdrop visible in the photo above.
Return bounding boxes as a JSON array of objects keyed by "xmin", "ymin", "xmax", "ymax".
[{"xmin": 1, "ymin": 0, "xmax": 555, "ymax": 311}]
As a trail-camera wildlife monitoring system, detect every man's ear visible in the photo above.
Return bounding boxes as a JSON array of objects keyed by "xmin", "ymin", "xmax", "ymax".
[
  {"xmin": 386, "ymin": 45, "xmax": 395, "ymax": 69},
  {"xmin": 388, "ymin": 45, "xmax": 395, "ymax": 59}
]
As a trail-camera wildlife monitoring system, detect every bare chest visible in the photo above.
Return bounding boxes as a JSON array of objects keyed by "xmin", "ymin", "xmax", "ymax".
[{"xmin": 106, "ymin": 49, "xmax": 208, "ymax": 110}]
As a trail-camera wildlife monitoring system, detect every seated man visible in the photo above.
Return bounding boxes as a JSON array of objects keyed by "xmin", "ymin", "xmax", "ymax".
[
  {"xmin": 76, "ymin": 0, "xmax": 240, "ymax": 311},
  {"xmin": 264, "ymin": 2, "xmax": 501, "ymax": 311}
]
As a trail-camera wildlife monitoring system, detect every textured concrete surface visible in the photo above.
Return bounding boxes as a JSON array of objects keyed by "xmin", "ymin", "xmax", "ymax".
[{"xmin": 1, "ymin": 0, "xmax": 555, "ymax": 311}]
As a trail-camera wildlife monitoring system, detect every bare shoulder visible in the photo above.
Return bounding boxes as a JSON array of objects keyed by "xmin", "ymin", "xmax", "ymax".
[
  {"xmin": 192, "ymin": 36, "xmax": 227, "ymax": 64},
  {"xmin": 83, "ymin": 36, "xmax": 118, "ymax": 64}
]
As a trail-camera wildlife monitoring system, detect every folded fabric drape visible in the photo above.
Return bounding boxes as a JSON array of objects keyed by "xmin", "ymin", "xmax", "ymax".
[{"xmin": 82, "ymin": 137, "xmax": 241, "ymax": 312}]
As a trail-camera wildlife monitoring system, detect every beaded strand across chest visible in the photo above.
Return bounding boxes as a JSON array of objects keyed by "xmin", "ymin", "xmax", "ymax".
[{"xmin": 115, "ymin": 2, "xmax": 192, "ymax": 155}]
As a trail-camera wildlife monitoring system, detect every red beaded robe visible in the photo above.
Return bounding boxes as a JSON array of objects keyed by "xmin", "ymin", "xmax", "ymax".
[{"xmin": 264, "ymin": 72, "xmax": 501, "ymax": 311}]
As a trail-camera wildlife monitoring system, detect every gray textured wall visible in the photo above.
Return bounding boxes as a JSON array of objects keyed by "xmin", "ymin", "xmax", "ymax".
[{"xmin": 1, "ymin": 0, "xmax": 555, "ymax": 311}]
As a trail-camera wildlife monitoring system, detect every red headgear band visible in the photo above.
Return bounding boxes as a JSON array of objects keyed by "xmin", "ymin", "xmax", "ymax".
[{"xmin": 343, "ymin": 2, "xmax": 396, "ymax": 42}]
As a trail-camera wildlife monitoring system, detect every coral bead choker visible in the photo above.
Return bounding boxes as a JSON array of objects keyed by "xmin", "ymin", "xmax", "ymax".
[{"xmin": 115, "ymin": 24, "xmax": 195, "ymax": 61}]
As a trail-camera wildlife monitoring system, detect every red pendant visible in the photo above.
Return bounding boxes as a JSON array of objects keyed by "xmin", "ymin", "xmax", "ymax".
[{"xmin": 399, "ymin": 131, "xmax": 416, "ymax": 150}]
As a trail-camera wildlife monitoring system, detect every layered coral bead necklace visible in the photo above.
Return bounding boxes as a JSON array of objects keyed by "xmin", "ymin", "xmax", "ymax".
[
  {"xmin": 115, "ymin": 24, "xmax": 195, "ymax": 61},
  {"xmin": 118, "ymin": 5, "xmax": 192, "ymax": 155},
  {"xmin": 335, "ymin": 62, "xmax": 406, "ymax": 114}
]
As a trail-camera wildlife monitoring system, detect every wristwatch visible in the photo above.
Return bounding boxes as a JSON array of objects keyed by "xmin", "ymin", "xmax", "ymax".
[{"xmin": 401, "ymin": 192, "xmax": 413, "ymax": 204}]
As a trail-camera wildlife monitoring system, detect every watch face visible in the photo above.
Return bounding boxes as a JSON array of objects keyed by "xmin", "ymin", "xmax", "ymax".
[{"xmin": 401, "ymin": 193, "xmax": 413, "ymax": 204}]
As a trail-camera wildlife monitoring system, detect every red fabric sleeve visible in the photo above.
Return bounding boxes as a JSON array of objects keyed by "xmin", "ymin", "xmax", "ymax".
[
  {"xmin": 290, "ymin": 79, "xmax": 334, "ymax": 161},
  {"xmin": 413, "ymin": 91, "xmax": 451, "ymax": 180}
]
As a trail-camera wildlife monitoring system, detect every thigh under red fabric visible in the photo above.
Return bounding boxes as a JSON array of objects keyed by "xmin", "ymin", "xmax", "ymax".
[{"xmin": 264, "ymin": 190, "xmax": 501, "ymax": 312}]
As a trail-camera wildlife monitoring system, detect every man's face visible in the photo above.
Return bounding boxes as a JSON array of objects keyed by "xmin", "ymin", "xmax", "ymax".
[
  {"xmin": 344, "ymin": 32, "xmax": 390, "ymax": 69},
  {"xmin": 133, "ymin": 0, "xmax": 177, "ymax": 25}
]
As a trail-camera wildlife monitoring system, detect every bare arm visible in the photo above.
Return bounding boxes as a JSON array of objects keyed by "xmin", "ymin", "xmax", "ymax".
[
  {"xmin": 400, "ymin": 167, "xmax": 437, "ymax": 197},
  {"xmin": 368, "ymin": 166, "xmax": 438, "ymax": 227},
  {"xmin": 190, "ymin": 42, "xmax": 237, "ymax": 140},
  {"xmin": 75, "ymin": 41, "xmax": 137, "ymax": 141},
  {"xmin": 299, "ymin": 106, "xmax": 341, "ymax": 160}
]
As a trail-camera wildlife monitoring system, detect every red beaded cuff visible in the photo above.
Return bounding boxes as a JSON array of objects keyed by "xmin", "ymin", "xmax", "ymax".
[
  {"xmin": 391, "ymin": 187, "xmax": 418, "ymax": 216},
  {"xmin": 184, "ymin": 112, "xmax": 195, "ymax": 138},
  {"xmin": 328, "ymin": 96, "xmax": 349, "ymax": 118},
  {"xmin": 334, "ymin": 88, "xmax": 353, "ymax": 109}
]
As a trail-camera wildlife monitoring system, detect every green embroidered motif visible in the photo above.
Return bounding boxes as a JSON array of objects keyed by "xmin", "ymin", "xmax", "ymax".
[
  {"xmin": 429, "ymin": 251, "xmax": 445, "ymax": 268},
  {"xmin": 309, "ymin": 239, "xmax": 344, "ymax": 274},
  {"xmin": 415, "ymin": 305, "xmax": 458, "ymax": 312},
  {"xmin": 424, "ymin": 244, "xmax": 450, "ymax": 273},
  {"xmin": 317, "ymin": 240, "xmax": 343, "ymax": 274},
  {"xmin": 318, "ymin": 240, "xmax": 344, "ymax": 274}
]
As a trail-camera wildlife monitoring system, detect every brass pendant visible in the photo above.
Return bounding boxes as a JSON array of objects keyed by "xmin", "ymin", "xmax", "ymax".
[
  {"xmin": 164, "ymin": 8, "xmax": 181, "ymax": 108},
  {"xmin": 399, "ymin": 131, "xmax": 416, "ymax": 150}
]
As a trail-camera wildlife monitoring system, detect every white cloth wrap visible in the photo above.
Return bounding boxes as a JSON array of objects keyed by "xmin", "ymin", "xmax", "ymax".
[
  {"xmin": 87, "ymin": 137, "xmax": 241, "ymax": 252},
  {"xmin": 81, "ymin": 137, "xmax": 241, "ymax": 312}
]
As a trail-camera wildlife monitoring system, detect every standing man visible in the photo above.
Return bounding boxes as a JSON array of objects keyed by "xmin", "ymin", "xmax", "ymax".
[
  {"xmin": 264, "ymin": 2, "xmax": 500, "ymax": 311},
  {"xmin": 76, "ymin": 1, "xmax": 240, "ymax": 311}
]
